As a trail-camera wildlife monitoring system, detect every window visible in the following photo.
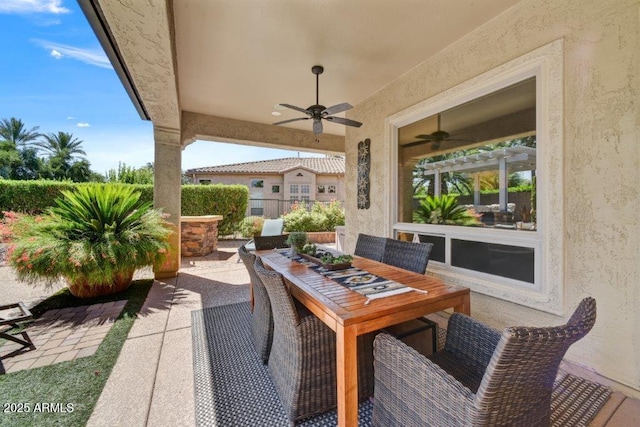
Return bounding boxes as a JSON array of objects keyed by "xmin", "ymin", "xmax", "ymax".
[
  {"xmin": 396, "ymin": 78, "xmax": 537, "ymax": 282},
  {"xmin": 301, "ymin": 184, "xmax": 310, "ymax": 194},
  {"xmin": 272, "ymin": 185, "xmax": 280, "ymax": 193},
  {"xmin": 290, "ymin": 184, "xmax": 299, "ymax": 195},
  {"xmin": 251, "ymin": 179, "xmax": 263, "ymax": 188},
  {"xmin": 317, "ymin": 185, "xmax": 326, "ymax": 193},
  {"xmin": 199, "ymin": 179, "xmax": 211, "ymax": 185},
  {"xmin": 301, "ymin": 195, "xmax": 310, "ymax": 202},
  {"xmin": 388, "ymin": 40, "xmax": 564, "ymax": 314},
  {"xmin": 328, "ymin": 185, "xmax": 336, "ymax": 194}
]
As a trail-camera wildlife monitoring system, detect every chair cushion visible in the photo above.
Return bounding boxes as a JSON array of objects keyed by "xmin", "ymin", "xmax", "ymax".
[{"xmin": 261, "ymin": 219, "xmax": 284, "ymax": 236}]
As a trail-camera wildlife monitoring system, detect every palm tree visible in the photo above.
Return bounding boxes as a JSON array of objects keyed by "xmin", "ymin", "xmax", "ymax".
[
  {"xmin": 0, "ymin": 117, "xmax": 41, "ymax": 148},
  {"xmin": 35, "ymin": 132, "xmax": 87, "ymax": 179},
  {"xmin": 35, "ymin": 131, "xmax": 87, "ymax": 162}
]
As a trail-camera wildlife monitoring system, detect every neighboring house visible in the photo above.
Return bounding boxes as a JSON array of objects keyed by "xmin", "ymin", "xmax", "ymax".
[{"xmin": 185, "ymin": 156, "xmax": 345, "ymax": 218}]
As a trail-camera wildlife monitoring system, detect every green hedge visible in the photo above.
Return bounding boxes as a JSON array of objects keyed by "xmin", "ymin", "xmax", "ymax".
[
  {"xmin": 0, "ymin": 180, "xmax": 248, "ymax": 236},
  {"xmin": 181, "ymin": 184, "xmax": 248, "ymax": 236}
]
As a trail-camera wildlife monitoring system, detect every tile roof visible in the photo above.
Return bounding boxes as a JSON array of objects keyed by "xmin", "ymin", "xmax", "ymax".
[{"xmin": 185, "ymin": 157, "xmax": 345, "ymax": 175}]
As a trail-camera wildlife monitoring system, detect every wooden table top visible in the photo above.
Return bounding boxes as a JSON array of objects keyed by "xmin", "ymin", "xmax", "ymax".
[{"xmin": 257, "ymin": 249, "xmax": 470, "ymax": 333}]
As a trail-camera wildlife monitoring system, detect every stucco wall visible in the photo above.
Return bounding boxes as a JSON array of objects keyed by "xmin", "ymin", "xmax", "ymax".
[{"xmin": 344, "ymin": 0, "xmax": 640, "ymax": 394}]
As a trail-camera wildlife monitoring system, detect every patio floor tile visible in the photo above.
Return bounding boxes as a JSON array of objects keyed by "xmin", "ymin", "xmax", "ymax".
[
  {"xmin": 54, "ymin": 349, "xmax": 80, "ymax": 364},
  {"xmin": 0, "ymin": 300, "xmax": 126, "ymax": 374}
]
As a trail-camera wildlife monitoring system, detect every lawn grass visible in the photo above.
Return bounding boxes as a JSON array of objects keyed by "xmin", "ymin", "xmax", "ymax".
[{"xmin": 0, "ymin": 279, "xmax": 153, "ymax": 427}]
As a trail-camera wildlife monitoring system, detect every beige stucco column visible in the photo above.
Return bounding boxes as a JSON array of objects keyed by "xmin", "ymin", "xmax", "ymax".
[{"xmin": 153, "ymin": 127, "xmax": 182, "ymax": 279}]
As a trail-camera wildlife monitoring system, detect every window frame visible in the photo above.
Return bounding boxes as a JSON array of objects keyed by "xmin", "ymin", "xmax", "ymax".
[{"xmin": 385, "ymin": 40, "xmax": 564, "ymax": 315}]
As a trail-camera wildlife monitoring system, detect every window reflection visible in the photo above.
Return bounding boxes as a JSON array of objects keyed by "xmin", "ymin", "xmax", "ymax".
[{"xmin": 398, "ymin": 77, "xmax": 537, "ymax": 231}]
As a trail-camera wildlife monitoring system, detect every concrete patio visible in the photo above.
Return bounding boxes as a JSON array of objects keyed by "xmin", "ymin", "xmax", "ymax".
[{"xmin": 2, "ymin": 240, "xmax": 639, "ymax": 425}]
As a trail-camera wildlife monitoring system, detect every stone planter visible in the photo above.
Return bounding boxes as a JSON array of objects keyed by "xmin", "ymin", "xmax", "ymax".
[
  {"xmin": 181, "ymin": 215, "xmax": 223, "ymax": 257},
  {"xmin": 305, "ymin": 231, "xmax": 336, "ymax": 244}
]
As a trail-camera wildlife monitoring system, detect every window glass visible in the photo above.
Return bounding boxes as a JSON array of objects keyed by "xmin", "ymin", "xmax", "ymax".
[
  {"xmin": 301, "ymin": 184, "xmax": 310, "ymax": 194},
  {"xmin": 398, "ymin": 77, "xmax": 537, "ymax": 232},
  {"xmin": 290, "ymin": 184, "xmax": 299, "ymax": 194},
  {"xmin": 451, "ymin": 239, "xmax": 534, "ymax": 283}
]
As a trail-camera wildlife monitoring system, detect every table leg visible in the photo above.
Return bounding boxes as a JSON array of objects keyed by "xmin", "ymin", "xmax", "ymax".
[
  {"xmin": 336, "ymin": 324, "xmax": 358, "ymax": 427},
  {"xmin": 454, "ymin": 293, "xmax": 471, "ymax": 315}
]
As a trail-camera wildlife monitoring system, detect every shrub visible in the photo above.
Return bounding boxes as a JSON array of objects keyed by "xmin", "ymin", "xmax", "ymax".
[
  {"xmin": 9, "ymin": 185, "xmax": 172, "ymax": 298},
  {"xmin": 0, "ymin": 211, "xmax": 22, "ymax": 243},
  {"xmin": 413, "ymin": 194, "xmax": 481, "ymax": 226},
  {"xmin": 0, "ymin": 180, "xmax": 79, "ymax": 214},
  {"xmin": 181, "ymin": 184, "xmax": 248, "ymax": 236},
  {"xmin": 313, "ymin": 200, "xmax": 345, "ymax": 231},
  {"xmin": 0, "ymin": 180, "xmax": 248, "ymax": 237},
  {"xmin": 282, "ymin": 201, "xmax": 345, "ymax": 232},
  {"xmin": 239, "ymin": 216, "xmax": 265, "ymax": 238}
]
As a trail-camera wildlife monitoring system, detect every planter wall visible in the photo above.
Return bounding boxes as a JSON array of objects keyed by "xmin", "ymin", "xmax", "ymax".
[
  {"xmin": 305, "ymin": 231, "xmax": 336, "ymax": 244},
  {"xmin": 181, "ymin": 215, "xmax": 223, "ymax": 257}
]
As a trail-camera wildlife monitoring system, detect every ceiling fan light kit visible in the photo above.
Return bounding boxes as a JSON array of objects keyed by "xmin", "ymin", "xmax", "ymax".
[{"xmin": 273, "ymin": 65, "xmax": 363, "ymax": 134}]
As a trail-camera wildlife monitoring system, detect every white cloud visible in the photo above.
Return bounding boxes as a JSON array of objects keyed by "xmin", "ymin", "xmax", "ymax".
[
  {"xmin": 77, "ymin": 122, "xmax": 90, "ymax": 128},
  {"xmin": 66, "ymin": 116, "xmax": 75, "ymax": 120},
  {"xmin": 0, "ymin": 0, "xmax": 70, "ymax": 15},
  {"xmin": 33, "ymin": 39, "xmax": 113, "ymax": 69}
]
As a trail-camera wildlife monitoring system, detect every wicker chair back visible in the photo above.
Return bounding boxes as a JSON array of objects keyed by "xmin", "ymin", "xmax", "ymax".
[
  {"xmin": 254, "ymin": 234, "xmax": 289, "ymax": 250},
  {"xmin": 382, "ymin": 239, "xmax": 433, "ymax": 274},
  {"xmin": 354, "ymin": 234, "xmax": 387, "ymax": 262},
  {"xmin": 237, "ymin": 245, "xmax": 273, "ymax": 363},
  {"xmin": 474, "ymin": 297, "xmax": 597, "ymax": 425}
]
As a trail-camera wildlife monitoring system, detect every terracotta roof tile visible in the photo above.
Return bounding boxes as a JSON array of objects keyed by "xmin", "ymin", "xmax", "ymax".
[{"xmin": 185, "ymin": 157, "xmax": 344, "ymax": 175}]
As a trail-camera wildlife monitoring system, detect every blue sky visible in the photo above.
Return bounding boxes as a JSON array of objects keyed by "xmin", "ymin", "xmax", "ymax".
[{"xmin": 0, "ymin": 0, "xmax": 321, "ymax": 175}]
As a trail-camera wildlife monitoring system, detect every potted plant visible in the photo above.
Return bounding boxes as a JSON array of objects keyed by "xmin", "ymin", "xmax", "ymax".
[
  {"xmin": 8, "ymin": 185, "xmax": 172, "ymax": 298},
  {"xmin": 286, "ymin": 231, "xmax": 308, "ymax": 253}
]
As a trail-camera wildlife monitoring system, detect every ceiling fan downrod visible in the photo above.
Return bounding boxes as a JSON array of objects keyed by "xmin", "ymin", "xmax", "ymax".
[{"xmin": 312, "ymin": 65, "xmax": 324, "ymax": 106}]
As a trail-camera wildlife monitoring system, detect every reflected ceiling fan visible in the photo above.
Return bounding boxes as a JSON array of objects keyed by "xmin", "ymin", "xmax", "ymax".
[
  {"xmin": 273, "ymin": 65, "xmax": 362, "ymax": 135},
  {"xmin": 407, "ymin": 114, "xmax": 473, "ymax": 149}
]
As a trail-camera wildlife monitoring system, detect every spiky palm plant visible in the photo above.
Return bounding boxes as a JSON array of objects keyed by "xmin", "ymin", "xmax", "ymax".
[
  {"xmin": 10, "ymin": 185, "xmax": 172, "ymax": 298},
  {"xmin": 413, "ymin": 194, "xmax": 481, "ymax": 226}
]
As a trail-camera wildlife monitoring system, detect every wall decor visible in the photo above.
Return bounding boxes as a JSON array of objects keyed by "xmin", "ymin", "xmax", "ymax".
[{"xmin": 357, "ymin": 139, "xmax": 371, "ymax": 209}]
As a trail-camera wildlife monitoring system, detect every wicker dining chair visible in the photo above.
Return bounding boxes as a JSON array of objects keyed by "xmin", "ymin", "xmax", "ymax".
[
  {"xmin": 373, "ymin": 297, "xmax": 597, "ymax": 427},
  {"xmin": 243, "ymin": 218, "xmax": 284, "ymax": 251},
  {"xmin": 253, "ymin": 234, "xmax": 289, "ymax": 250},
  {"xmin": 354, "ymin": 233, "xmax": 387, "ymax": 262},
  {"xmin": 382, "ymin": 238, "xmax": 433, "ymax": 274},
  {"xmin": 237, "ymin": 245, "xmax": 273, "ymax": 363},
  {"xmin": 253, "ymin": 258, "xmax": 374, "ymax": 422},
  {"xmin": 382, "ymin": 238, "xmax": 437, "ymax": 354}
]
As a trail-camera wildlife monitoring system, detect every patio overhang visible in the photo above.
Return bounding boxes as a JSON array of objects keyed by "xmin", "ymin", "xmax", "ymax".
[{"xmin": 78, "ymin": 0, "xmax": 524, "ymax": 278}]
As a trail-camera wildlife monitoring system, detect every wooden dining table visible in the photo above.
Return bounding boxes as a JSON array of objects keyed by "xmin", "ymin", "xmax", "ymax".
[{"xmin": 256, "ymin": 249, "xmax": 471, "ymax": 427}]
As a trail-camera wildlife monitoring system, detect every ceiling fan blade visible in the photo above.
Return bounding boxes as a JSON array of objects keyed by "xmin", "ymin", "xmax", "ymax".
[
  {"xmin": 325, "ymin": 116, "xmax": 362, "ymax": 128},
  {"xmin": 279, "ymin": 103, "xmax": 311, "ymax": 115},
  {"xmin": 322, "ymin": 102, "xmax": 353, "ymax": 116},
  {"xmin": 273, "ymin": 117, "xmax": 310, "ymax": 125},
  {"xmin": 415, "ymin": 134, "xmax": 435, "ymax": 141},
  {"xmin": 313, "ymin": 119, "xmax": 323, "ymax": 134}
]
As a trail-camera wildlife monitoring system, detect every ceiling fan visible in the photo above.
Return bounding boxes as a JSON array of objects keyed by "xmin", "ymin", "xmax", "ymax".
[
  {"xmin": 273, "ymin": 65, "xmax": 362, "ymax": 135},
  {"xmin": 406, "ymin": 114, "xmax": 472, "ymax": 149}
]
